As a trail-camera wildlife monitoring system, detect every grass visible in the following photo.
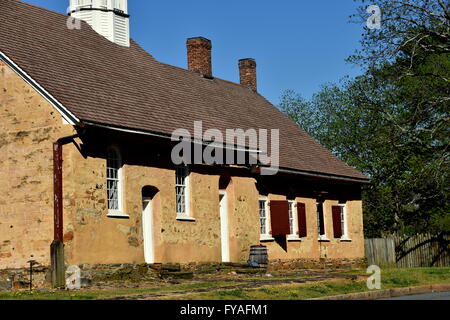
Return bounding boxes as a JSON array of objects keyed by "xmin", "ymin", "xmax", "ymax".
[
  {"xmin": 0, "ymin": 267, "xmax": 449, "ymax": 300},
  {"xmin": 0, "ymin": 281, "xmax": 237, "ymax": 300},
  {"xmin": 175, "ymin": 267, "xmax": 450, "ymax": 300}
]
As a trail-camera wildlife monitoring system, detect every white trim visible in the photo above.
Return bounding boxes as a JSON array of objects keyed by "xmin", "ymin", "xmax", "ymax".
[
  {"xmin": 287, "ymin": 200, "xmax": 300, "ymax": 240},
  {"xmin": 176, "ymin": 166, "xmax": 192, "ymax": 219},
  {"xmin": 176, "ymin": 216, "xmax": 196, "ymax": 222},
  {"xmin": 260, "ymin": 236, "xmax": 275, "ymax": 242},
  {"xmin": 259, "ymin": 196, "xmax": 271, "ymax": 241},
  {"xmin": 142, "ymin": 198, "xmax": 155, "ymax": 264},
  {"xmin": 0, "ymin": 51, "xmax": 79, "ymax": 126},
  {"xmin": 107, "ymin": 146, "xmax": 125, "ymax": 216},
  {"xmin": 338, "ymin": 203, "xmax": 352, "ymax": 242},
  {"xmin": 185, "ymin": 170, "xmax": 191, "ymax": 218},
  {"xmin": 107, "ymin": 210, "xmax": 129, "ymax": 218},
  {"xmin": 219, "ymin": 191, "xmax": 230, "ymax": 263},
  {"xmin": 318, "ymin": 234, "xmax": 331, "ymax": 242}
]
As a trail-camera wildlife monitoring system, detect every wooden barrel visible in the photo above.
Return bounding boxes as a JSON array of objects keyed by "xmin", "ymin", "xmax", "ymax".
[{"xmin": 248, "ymin": 245, "xmax": 268, "ymax": 267}]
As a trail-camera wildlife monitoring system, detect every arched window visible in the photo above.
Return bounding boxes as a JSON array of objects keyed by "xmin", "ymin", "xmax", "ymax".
[{"xmin": 107, "ymin": 147, "xmax": 123, "ymax": 216}]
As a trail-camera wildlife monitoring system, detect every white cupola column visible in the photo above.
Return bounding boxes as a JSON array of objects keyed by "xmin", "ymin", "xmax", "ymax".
[{"xmin": 69, "ymin": 0, "xmax": 130, "ymax": 47}]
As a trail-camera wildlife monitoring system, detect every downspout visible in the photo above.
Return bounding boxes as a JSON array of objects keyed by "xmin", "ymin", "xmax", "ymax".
[
  {"xmin": 51, "ymin": 133, "xmax": 78, "ymax": 288},
  {"xmin": 53, "ymin": 134, "xmax": 79, "ymax": 242}
]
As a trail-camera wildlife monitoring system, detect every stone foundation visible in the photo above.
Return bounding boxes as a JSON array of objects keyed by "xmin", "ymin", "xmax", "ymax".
[
  {"xmin": 0, "ymin": 266, "xmax": 51, "ymax": 291},
  {"xmin": 0, "ymin": 258, "xmax": 367, "ymax": 291},
  {"xmin": 267, "ymin": 258, "xmax": 367, "ymax": 272}
]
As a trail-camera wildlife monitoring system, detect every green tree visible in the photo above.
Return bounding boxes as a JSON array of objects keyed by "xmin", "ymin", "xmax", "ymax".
[{"xmin": 280, "ymin": 0, "xmax": 449, "ymax": 237}]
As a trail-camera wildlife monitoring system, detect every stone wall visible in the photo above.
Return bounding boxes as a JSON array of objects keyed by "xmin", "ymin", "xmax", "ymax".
[
  {"xmin": 1, "ymin": 59, "xmax": 366, "ymax": 270},
  {"xmin": 0, "ymin": 266, "xmax": 51, "ymax": 290},
  {"xmin": 263, "ymin": 198, "xmax": 365, "ymax": 261},
  {"xmin": 0, "ymin": 60, "xmax": 76, "ymax": 269}
]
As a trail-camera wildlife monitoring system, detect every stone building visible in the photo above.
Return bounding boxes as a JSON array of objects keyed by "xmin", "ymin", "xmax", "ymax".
[{"xmin": 0, "ymin": 0, "xmax": 369, "ymax": 275}]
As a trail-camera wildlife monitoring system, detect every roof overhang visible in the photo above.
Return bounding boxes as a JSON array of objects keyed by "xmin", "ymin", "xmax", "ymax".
[
  {"xmin": 259, "ymin": 166, "xmax": 371, "ymax": 184},
  {"xmin": 1, "ymin": 50, "xmax": 368, "ymax": 184},
  {"xmin": 82, "ymin": 120, "xmax": 264, "ymax": 154}
]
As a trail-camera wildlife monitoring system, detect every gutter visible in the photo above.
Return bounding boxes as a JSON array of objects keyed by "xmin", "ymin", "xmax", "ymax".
[
  {"xmin": 258, "ymin": 166, "xmax": 371, "ymax": 184},
  {"xmin": 82, "ymin": 121, "xmax": 264, "ymax": 154}
]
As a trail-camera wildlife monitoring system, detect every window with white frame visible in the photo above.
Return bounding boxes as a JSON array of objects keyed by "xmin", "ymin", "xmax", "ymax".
[
  {"xmin": 288, "ymin": 201, "xmax": 294, "ymax": 235},
  {"xmin": 316, "ymin": 201, "xmax": 327, "ymax": 239},
  {"xmin": 107, "ymin": 147, "xmax": 124, "ymax": 216},
  {"xmin": 338, "ymin": 203, "xmax": 350, "ymax": 240},
  {"xmin": 176, "ymin": 166, "xmax": 190, "ymax": 217},
  {"xmin": 288, "ymin": 201, "xmax": 300, "ymax": 239},
  {"xmin": 259, "ymin": 198, "xmax": 271, "ymax": 239}
]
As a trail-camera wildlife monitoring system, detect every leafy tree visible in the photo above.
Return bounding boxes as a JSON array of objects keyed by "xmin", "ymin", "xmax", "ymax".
[{"xmin": 280, "ymin": 0, "xmax": 449, "ymax": 237}]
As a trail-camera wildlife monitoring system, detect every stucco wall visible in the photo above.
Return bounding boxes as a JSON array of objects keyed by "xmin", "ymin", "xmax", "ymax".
[
  {"xmin": 263, "ymin": 198, "xmax": 364, "ymax": 261},
  {"xmin": 0, "ymin": 61, "xmax": 76, "ymax": 268},
  {"xmin": 0, "ymin": 60, "xmax": 365, "ymax": 269}
]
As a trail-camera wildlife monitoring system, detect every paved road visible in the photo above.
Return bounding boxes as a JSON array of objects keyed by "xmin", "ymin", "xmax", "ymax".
[{"xmin": 383, "ymin": 291, "xmax": 450, "ymax": 300}]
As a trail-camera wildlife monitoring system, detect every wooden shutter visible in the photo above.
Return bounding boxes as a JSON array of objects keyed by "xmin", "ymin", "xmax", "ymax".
[
  {"xmin": 297, "ymin": 203, "xmax": 307, "ymax": 238},
  {"xmin": 270, "ymin": 201, "xmax": 290, "ymax": 235},
  {"xmin": 332, "ymin": 206, "xmax": 343, "ymax": 238}
]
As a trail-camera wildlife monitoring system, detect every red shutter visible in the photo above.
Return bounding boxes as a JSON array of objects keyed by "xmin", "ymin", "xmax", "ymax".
[
  {"xmin": 297, "ymin": 203, "xmax": 307, "ymax": 238},
  {"xmin": 270, "ymin": 201, "xmax": 290, "ymax": 235},
  {"xmin": 332, "ymin": 206, "xmax": 343, "ymax": 238}
]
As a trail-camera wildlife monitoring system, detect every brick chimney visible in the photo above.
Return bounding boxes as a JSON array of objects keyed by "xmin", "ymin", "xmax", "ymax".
[
  {"xmin": 187, "ymin": 37, "xmax": 213, "ymax": 79},
  {"xmin": 239, "ymin": 58, "xmax": 257, "ymax": 92}
]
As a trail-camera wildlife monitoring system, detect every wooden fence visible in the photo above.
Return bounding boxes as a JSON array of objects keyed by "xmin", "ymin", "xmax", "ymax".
[
  {"xmin": 365, "ymin": 238, "xmax": 396, "ymax": 267},
  {"xmin": 365, "ymin": 233, "xmax": 450, "ymax": 268}
]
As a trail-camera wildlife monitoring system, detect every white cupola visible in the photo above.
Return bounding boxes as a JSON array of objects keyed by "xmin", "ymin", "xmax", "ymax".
[{"xmin": 69, "ymin": 0, "xmax": 130, "ymax": 47}]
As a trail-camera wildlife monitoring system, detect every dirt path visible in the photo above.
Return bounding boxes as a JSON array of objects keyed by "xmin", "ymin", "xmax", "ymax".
[{"xmin": 105, "ymin": 274, "xmax": 358, "ymax": 300}]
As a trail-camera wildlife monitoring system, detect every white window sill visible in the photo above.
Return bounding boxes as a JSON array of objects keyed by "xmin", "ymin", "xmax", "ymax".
[
  {"xmin": 176, "ymin": 215, "xmax": 196, "ymax": 222},
  {"xmin": 287, "ymin": 236, "xmax": 302, "ymax": 242},
  {"xmin": 318, "ymin": 235, "xmax": 331, "ymax": 242},
  {"xmin": 107, "ymin": 211, "xmax": 130, "ymax": 219},
  {"xmin": 340, "ymin": 237, "xmax": 352, "ymax": 242},
  {"xmin": 260, "ymin": 236, "xmax": 275, "ymax": 242}
]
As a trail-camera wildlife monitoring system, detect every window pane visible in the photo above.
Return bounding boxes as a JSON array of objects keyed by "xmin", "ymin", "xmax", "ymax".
[
  {"xmin": 288, "ymin": 202, "xmax": 294, "ymax": 235},
  {"xmin": 107, "ymin": 148, "xmax": 121, "ymax": 212},
  {"xmin": 317, "ymin": 202, "xmax": 325, "ymax": 236},
  {"xmin": 259, "ymin": 200, "xmax": 267, "ymax": 235},
  {"xmin": 176, "ymin": 167, "xmax": 188, "ymax": 215}
]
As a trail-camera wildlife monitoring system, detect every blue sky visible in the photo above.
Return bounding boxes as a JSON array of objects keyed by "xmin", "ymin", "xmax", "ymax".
[{"xmin": 23, "ymin": 0, "xmax": 367, "ymax": 105}]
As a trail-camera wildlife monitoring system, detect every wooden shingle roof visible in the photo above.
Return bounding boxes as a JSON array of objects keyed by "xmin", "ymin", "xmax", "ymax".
[{"xmin": 0, "ymin": 0, "xmax": 368, "ymax": 182}]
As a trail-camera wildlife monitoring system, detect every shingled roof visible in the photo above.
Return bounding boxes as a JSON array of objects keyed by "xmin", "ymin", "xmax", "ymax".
[{"xmin": 0, "ymin": 0, "xmax": 368, "ymax": 182}]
